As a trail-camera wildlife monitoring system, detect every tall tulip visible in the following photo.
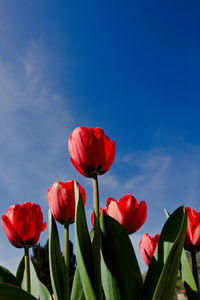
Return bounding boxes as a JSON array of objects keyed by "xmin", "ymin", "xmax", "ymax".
[
  {"xmin": 139, "ymin": 233, "xmax": 160, "ymax": 266},
  {"xmin": 48, "ymin": 180, "xmax": 86, "ymax": 300},
  {"xmin": 68, "ymin": 127, "xmax": 116, "ymax": 300},
  {"xmin": 184, "ymin": 207, "xmax": 200, "ymax": 292},
  {"xmin": 47, "ymin": 180, "xmax": 86, "ymax": 225},
  {"xmin": 68, "ymin": 127, "xmax": 116, "ymax": 178},
  {"xmin": 1, "ymin": 202, "xmax": 46, "ymax": 293}
]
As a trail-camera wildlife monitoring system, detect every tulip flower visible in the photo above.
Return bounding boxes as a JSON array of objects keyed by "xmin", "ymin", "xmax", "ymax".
[
  {"xmin": 47, "ymin": 180, "xmax": 86, "ymax": 225},
  {"xmin": 1, "ymin": 202, "xmax": 46, "ymax": 248},
  {"xmin": 1, "ymin": 202, "xmax": 47, "ymax": 293},
  {"xmin": 139, "ymin": 233, "xmax": 160, "ymax": 266},
  {"xmin": 184, "ymin": 207, "xmax": 200, "ymax": 252},
  {"xmin": 184, "ymin": 207, "xmax": 200, "ymax": 293},
  {"xmin": 91, "ymin": 194, "xmax": 147, "ymax": 234},
  {"xmin": 68, "ymin": 127, "xmax": 116, "ymax": 178},
  {"xmin": 48, "ymin": 180, "xmax": 86, "ymax": 300}
]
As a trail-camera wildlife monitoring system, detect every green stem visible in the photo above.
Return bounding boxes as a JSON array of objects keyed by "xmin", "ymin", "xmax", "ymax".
[
  {"xmin": 92, "ymin": 175, "xmax": 103, "ymax": 300},
  {"xmin": 24, "ymin": 247, "xmax": 31, "ymax": 294},
  {"xmin": 64, "ymin": 224, "xmax": 70, "ymax": 300},
  {"xmin": 191, "ymin": 249, "xmax": 200, "ymax": 293}
]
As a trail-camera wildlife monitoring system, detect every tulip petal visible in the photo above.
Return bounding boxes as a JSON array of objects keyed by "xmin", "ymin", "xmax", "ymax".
[
  {"xmin": 1, "ymin": 215, "xmax": 22, "ymax": 248},
  {"xmin": 127, "ymin": 200, "xmax": 147, "ymax": 234},
  {"xmin": 105, "ymin": 198, "xmax": 123, "ymax": 225},
  {"xmin": 185, "ymin": 207, "xmax": 200, "ymax": 251},
  {"xmin": 139, "ymin": 233, "xmax": 160, "ymax": 266},
  {"xmin": 102, "ymin": 140, "xmax": 116, "ymax": 175},
  {"xmin": 118, "ymin": 194, "xmax": 137, "ymax": 212}
]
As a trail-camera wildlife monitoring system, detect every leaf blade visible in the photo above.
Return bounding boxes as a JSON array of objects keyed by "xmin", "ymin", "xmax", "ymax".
[
  {"xmin": 142, "ymin": 205, "xmax": 187, "ymax": 300},
  {"xmin": 0, "ymin": 282, "xmax": 37, "ymax": 300},
  {"xmin": 100, "ymin": 210, "xmax": 143, "ymax": 300},
  {"xmin": 74, "ymin": 182, "xmax": 96, "ymax": 300},
  {"xmin": 48, "ymin": 210, "xmax": 68, "ymax": 300}
]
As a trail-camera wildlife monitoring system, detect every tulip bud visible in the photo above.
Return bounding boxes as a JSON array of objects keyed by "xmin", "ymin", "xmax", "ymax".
[
  {"xmin": 48, "ymin": 180, "xmax": 86, "ymax": 225},
  {"xmin": 139, "ymin": 233, "xmax": 160, "ymax": 266}
]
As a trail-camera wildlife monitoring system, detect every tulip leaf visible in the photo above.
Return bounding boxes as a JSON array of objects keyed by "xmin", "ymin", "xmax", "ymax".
[
  {"xmin": 48, "ymin": 210, "xmax": 68, "ymax": 300},
  {"xmin": 71, "ymin": 228, "xmax": 96, "ymax": 300},
  {"xmin": 16, "ymin": 256, "xmax": 51, "ymax": 300},
  {"xmin": 142, "ymin": 205, "xmax": 187, "ymax": 300},
  {"xmin": 74, "ymin": 181, "xmax": 96, "ymax": 300},
  {"xmin": 0, "ymin": 282, "xmax": 37, "ymax": 300},
  {"xmin": 101, "ymin": 257, "xmax": 121, "ymax": 300},
  {"xmin": 70, "ymin": 267, "xmax": 85, "ymax": 300},
  {"xmin": 0, "ymin": 265, "xmax": 20, "ymax": 287},
  {"xmin": 180, "ymin": 250, "xmax": 199, "ymax": 300},
  {"xmin": 16, "ymin": 256, "xmax": 25, "ymax": 285},
  {"xmin": 164, "ymin": 208, "xmax": 199, "ymax": 299},
  {"xmin": 100, "ymin": 210, "xmax": 143, "ymax": 300}
]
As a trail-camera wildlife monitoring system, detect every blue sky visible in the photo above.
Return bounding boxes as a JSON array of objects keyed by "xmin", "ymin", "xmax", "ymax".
[{"xmin": 0, "ymin": 0, "xmax": 200, "ymax": 273}]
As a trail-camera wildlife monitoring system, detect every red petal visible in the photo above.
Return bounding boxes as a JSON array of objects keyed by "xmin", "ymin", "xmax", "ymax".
[
  {"xmin": 105, "ymin": 198, "xmax": 123, "ymax": 224},
  {"xmin": 127, "ymin": 200, "xmax": 147, "ymax": 234},
  {"xmin": 185, "ymin": 207, "xmax": 200, "ymax": 249},
  {"xmin": 1, "ymin": 215, "xmax": 22, "ymax": 248},
  {"xmin": 139, "ymin": 233, "xmax": 159, "ymax": 266}
]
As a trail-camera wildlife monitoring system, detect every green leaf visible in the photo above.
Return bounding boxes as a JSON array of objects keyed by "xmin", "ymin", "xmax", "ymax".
[
  {"xmin": 70, "ymin": 267, "xmax": 85, "ymax": 300},
  {"xmin": 165, "ymin": 207, "xmax": 199, "ymax": 299},
  {"xmin": 142, "ymin": 205, "xmax": 187, "ymax": 300},
  {"xmin": 71, "ymin": 229, "xmax": 96, "ymax": 300},
  {"xmin": 17, "ymin": 256, "xmax": 51, "ymax": 300},
  {"xmin": 21, "ymin": 257, "xmax": 38, "ymax": 298},
  {"xmin": 0, "ymin": 265, "xmax": 20, "ymax": 287},
  {"xmin": 74, "ymin": 181, "xmax": 96, "ymax": 300},
  {"xmin": 38, "ymin": 280, "xmax": 52, "ymax": 300},
  {"xmin": 48, "ymin": 210, "xmax": 68, "ymax": 300},
  {"xmin": 101, "ymin": 257, "xmax": 121, "ymax": 300},
  {"xmin": 16, "ymin": 256, "xmax": 25, "ymax": 285},
  {"xmin": 180, "ymin": 250, "xmax": 199, "ymax": 300},
  {"xmin": 0, "ymin": 283, "xmax": 37, "ymax": 300},
  {"xmin": 100, "ymin": 210, "xmax": 143, "ymax": 300}
]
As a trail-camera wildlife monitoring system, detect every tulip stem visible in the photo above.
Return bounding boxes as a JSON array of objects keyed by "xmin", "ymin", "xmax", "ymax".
[
  {"xmin": 191, "ymin": 249, "xmax": 200, "ymax": 293},
  {"xmin": 24, "ymin": 247, "xmax": 31, "ymax": 294},
  {"xmin": 93, "ymin": 175, "xmax": 103, "ymax": 300},
  {"xmin": 64, "ymin": 224, "xmax": 70, "ymax": 300}
]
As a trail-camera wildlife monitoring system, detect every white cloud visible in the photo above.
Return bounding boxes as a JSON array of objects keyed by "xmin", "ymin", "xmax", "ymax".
[
  {"xmin": 0, "ymin": 39, "xmax": 75, "ymax": 204},
  {"xmin": 0, "ymin": 39, "xmax": 77, "ymax": 272}
]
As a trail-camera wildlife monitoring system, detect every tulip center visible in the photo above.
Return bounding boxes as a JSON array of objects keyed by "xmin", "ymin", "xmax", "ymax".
[{"xmin": 84, "ymin": 165, "xmax": 103, "ymax": 176}]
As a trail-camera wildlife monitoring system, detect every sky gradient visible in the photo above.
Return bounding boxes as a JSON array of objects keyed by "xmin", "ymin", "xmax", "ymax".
[{"xmin": 0, "ymin": 0, "xmax": 200, "ymax": 273}]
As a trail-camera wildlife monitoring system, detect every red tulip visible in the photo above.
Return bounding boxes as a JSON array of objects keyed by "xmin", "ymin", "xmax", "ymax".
[
  {"xmin": 184, "ymin": 207, "xmax": 200, "ymax": 252},
  {"xmin": 91, "ymin": 194, "xmax": 147, "ymax": 234},
  {"xmin": 48, "ymin": 180, "xmax": 86, "ymax": 225},
  {"xmin": 139, "ymin": 233, "xmax": 160, "ymax": 266},
  {"xmin": 68, "ymin": 127, "xmax": 116, "ymax": 178},
  {"xmin": 1, "ymin": 202, "xmax": 46, "ymax": 248}
]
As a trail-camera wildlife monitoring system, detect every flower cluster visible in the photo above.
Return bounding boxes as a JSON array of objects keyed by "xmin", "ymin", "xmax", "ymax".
[{"xmin": 1, "ymin": 126, "xmax": 200, "ymax": 300}]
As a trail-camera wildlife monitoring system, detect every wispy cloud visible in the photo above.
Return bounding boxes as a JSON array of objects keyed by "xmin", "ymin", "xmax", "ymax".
[
  {"xmin": 0, "ymin": 40, "xmax": 75, "ymax": 204},
  {"xmin": 100, "ymin": 147, "xmax": 200, "ymax": 208},
  {"xmin": 0, "ymin": 39, "xmax": 77, "ymax": 272},
  {"xmin": 98, "ymin": 146, "xmax": 200, "ymax": 243}
]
